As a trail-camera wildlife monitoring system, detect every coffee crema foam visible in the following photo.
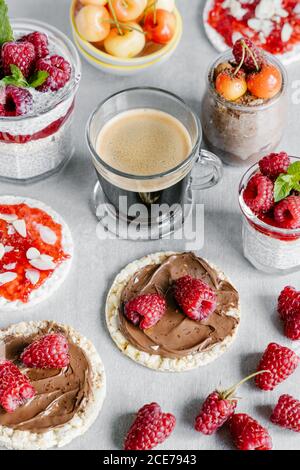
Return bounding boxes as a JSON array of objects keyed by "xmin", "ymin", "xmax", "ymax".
[{"xmin": 96, "ymin": 109, "xmax": 192, "ymax": 177}]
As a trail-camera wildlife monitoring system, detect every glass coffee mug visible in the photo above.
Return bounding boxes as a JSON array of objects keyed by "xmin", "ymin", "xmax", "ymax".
[{"xmin": 86, "ymin": 87, "xmax": 223, "ymax": 239}]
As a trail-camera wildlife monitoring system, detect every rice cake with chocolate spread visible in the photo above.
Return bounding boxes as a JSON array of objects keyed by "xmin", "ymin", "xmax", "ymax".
[
  {"xmin": 106, "ymin": 252, "xmax": 240, "ymax": 372},
  {"xmin": 0, "ymin": 321, "xmax": 106, "ymax": 450}
]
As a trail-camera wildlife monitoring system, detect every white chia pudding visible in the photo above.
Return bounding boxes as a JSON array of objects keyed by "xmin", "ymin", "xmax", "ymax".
[{"xmin": 0, "ymin": 19, "xmax": 81, "ymax": 182}]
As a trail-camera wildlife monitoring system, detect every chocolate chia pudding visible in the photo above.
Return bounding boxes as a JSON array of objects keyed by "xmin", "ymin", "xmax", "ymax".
[{"xmin": 202, "ymin": 42, "xmax": 288, "ymax": 166}]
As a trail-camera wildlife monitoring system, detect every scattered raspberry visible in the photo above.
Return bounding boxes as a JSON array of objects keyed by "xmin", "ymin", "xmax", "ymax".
[
  {"xmin": 229, "ymin": 413, "xmax": 272, "ymax": 450},
  {"xmin": 36, "ymin": 55, "xmax": 71, "ymax": 92},
  {"xmin": 255, "ymin": 343, "xmax": 299, "ymax": 391},
  {"xmin": 124, "ymin": 402, "xmax": 176, "ymax": 450},
  {"xmin": 259, "ymin": 152, "xmax": 290, "ymax": 180},
  {"xmin": 173, "ymin": 276, "xmax": 217, "ymax": 321},
  {"xmin": 278, "ymin": 286, "xmax": 300, "ymax": 321},
  {"xmin": 1, "ymin": 41, "xmax": 35, "ymax": 78},
  {"xmin": 284, "ymin": 312, "xmax": 300, "ymax": 341},
  {"xmin": 271, "ymin": 394, "xmax": 300, "ymax": 433},
  {"xmin": 232, "ymin": 38, "xmax": 264, "ymax": 72},
  {"xmin": 0, "ymin": 360, "xmax": 36, "ymax": 413},
  {"xmin": 243, "ymin": 174, "xmax": 274, "ymax": 214},
  {"xmin": 124, "ymin": 293, "xmax": 166, "ymax": 329},
  {"xmin": 20, "ymin": 31, "xmax": 49, "ymax": 60},
  {"xmin": 274, "ymin": 196, "xmax": 300, "ymax": 229},
  {"xmin": 195, "ymin": 391, "xmax": 237, "ymax": 435},
  {"xmin": 1, "ymin": 85, "xmax": 33, "ymax": 116},
  {"xmin": 21, "ymin": 333, "xmax": 70, "ymax": 369}
]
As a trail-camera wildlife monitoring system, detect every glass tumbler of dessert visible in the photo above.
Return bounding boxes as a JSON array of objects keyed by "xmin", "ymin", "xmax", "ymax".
[
  {"xmin": 202, "ymin": 37, "xmax": 288, "ymax": 166},
  {"xmin": 0, "ymin": 18, "xmax": 81, "ymax": 183},
  {"xmin": 239, "ymin": 152, "xmax": 300, "ymax": 274}
]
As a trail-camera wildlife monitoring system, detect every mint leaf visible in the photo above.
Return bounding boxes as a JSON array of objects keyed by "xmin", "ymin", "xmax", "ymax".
[
  {"xmin": 0, "ymin": 0, "xmax": 13, "ymax": 46},
  {"xmin": 1, "ymin": 65, "xmax": 28, "ymax": 87},
  {"xmin": 288, "ymin": 161, "xmax": 300, "ymax": 176},
  {"xmin": 28, "ymin": 70, "xmax": 49, "ymax": 88},
  {"xmin": 274, "ymin": 174, "xmax": 295, "ymax": 202}
]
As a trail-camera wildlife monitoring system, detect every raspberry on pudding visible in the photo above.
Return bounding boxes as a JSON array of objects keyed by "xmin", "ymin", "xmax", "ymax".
[
  {"xmin": 0, "ymin": 7, "xmax": 81, "ymax": 182},
  {"xmin": 202, "ymin": 38, "xmax": 287, "ymax": 166},
  {"xmin": 239, "ymin": 152, "xmax": 300, "ymax": 273}
]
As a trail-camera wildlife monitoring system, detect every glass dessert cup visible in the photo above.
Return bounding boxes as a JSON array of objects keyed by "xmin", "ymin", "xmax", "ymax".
[
  {"xmin": 0, "ymin": 19, "xmax": 81, "ymax": 184},
  {"xmin": 239, "ymin": 157, "xmax": 300, "ymax": 274},
  {"xmin": 86, "ymin": 87, "xmax": 223, "ymax": 240},
  {"xmin": 202, "ymin": 51, "xmax": 288, "ymax": 167}
]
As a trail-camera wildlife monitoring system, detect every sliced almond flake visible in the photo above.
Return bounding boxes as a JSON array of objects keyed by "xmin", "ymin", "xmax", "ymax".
[
  {"xmin": 7, "ymin": 225, "xmax": 15, "ymax": 236},
  {"xmin": 26, "ymin": 247, "xmax": 41, "ymax": 260},
  {"xmin": 0, "ymin": 213, "xmax": 18, "ymax": 222},
  {"xmin": 281, "ymin": 22, "xmax": 293, "ymax": 42},
  {"xmin": 37, "ymin": 224, "xmax": 57, "ymax": 245},
  {"xmin": 0, "ymin": 272, "xmax": 17, "ymax": 285},
  {"xmin": 0, "ymin": 243, "xmax": 4, "ymax": 261},
  {"xmin": 29, "ymin": 256, "xmax": 56, "ymax": 271},
  {"xmin": 3, "ymin": 263, "xmax": 16, "ymax": 270},
  {"xmin": 12, "ymin": 219, "xmax": 27, "ymax": 238},
  {"xmin": 4, "ymin": 245, "xmax": 13, "ymax": 253},
  {"xmin": 255, "ymin": 0, "xmax": 275, "ymax": 19},
  {"xmin": 25, "ymin": 269, "xmax": 40, "ymax": 285},
  {"xmin": 150, "ymin": 345, "xmax": 160, "ymax": 351}
]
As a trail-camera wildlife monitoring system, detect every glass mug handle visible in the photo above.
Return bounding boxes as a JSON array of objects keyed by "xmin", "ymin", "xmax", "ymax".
[{"xmin": 190, "ymin": 149, "xmax": 223, "ymax": 190}]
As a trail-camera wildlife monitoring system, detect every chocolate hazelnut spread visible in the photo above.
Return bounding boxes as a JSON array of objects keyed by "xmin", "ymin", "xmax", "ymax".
[
  {"xmin": 0, "ymin": 323, "xmax": 92, "ymax": 433},
  {"xmin": 119, "ymin": 253, "xmax": 239, "ymax": 359}
]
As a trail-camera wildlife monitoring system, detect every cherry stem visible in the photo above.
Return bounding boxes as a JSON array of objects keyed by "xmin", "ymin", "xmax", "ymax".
[
  {"xmin": 243, "ymin": 40, "xmax": 260, "ymax": 72},
  {"xmin": 153, "ymin": 0, "xmax": 157, "ymax": 25},
  {"xmin": 101, "ymin": 19, "xmax": 145, "ymax": 35},
  {"xmin": 108, "ymin": 0, "xmax": 123, "ymax": 36},
  {"xmin": 234, "ymin": 43, "xmax": 245, "ymax": 76},
  {"xmin": 222, "ymin": 370, "xmax": 268, "ymax": 400}
]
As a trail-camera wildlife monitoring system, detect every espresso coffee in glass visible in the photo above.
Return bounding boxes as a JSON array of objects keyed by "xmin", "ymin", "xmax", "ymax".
[{"xmin": 86, "ymin": 88, "xmax": 223, "ymax": 238}]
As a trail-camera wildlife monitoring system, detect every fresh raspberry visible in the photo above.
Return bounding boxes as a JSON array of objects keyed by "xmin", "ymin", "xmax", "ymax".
[
  {"xmin": 36, "ymin": 55, "xmax": 71, "ymax": 92},
  {"xmin": 229, "ymin": 413, "xmax": 272, "ymax": 450},
  {"xmin": 195, "ymin": 391, "xmax": 237, "ymax": 435},
  {"xmin": 278, "ymin": 286, "xmax": 300, "ymax": 321},
  {"xmin": 0, "ymin": 360, "xmax": 36, "ymax": 413},
  {"xmin": 271, "ymin": 394, "xmax": 300, "ymax": 433},
  {"xmin": 124, "ymin": 293, "xmax": 166, "ymax": 329},
  {"xmin": 1, "ymin": 85, "xmax": 33, "ymax": 116},
  {"xmin": 259, "ymin": 152, "xmax": 290, "ymax": 180},
  {"xmin": 274, "ymin": 196, "xmax": 300, "ymax": 229},
  {"xmin": 21, "ymin": 333, "xmax": 70, "ymax": 369},
  {"xmin": 124, "ymin": 402, "xmax": 176, "ymax": 450},
  {"xmin": 284, "ymin": 312, "xmax": 300, "ymax": 341},
  {"xmin": 1, "ymin": 41, "xmax": 35, "ymax": 78},
  {"xmin": 255, "ymin": 343, "xmax": 299, "ymax": 391},
  {"xmin": 20, "ymin": 31, "xmax": 49, "ymax": 60},
  {"xmin": 232, "ymin": 38, "xmax": 264, "ymax": 72},
  {"xmin": 173, "ymin": 275, "xmax": 217, "ymax": 321},
  {"xmin": 243, "ymin": 174, "xmax": 274, "ymax": 215}
]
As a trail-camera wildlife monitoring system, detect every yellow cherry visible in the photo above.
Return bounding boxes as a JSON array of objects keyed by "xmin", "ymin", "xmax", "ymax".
[
  {"xmin": 104, "ymin": 23, "xmax": 146, "ymax": 58},
  {"xmin": 147, "ymin": 0, "xmax": 175, "ymax": 12},
  {"xmin": 80, "ymin": 0, "xmax": 108, "ymax": 6},
  {"xmin": 75, "ymin": 5, "xmax": 111, "ymax": 42}
]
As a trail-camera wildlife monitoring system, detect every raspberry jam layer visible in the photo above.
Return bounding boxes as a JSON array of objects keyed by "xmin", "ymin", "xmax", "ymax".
[
  {"xmin": 0, "ymin": 101, "xmax": 74, "ymax": 144},
  {"xmin": 208, "ymin": 0, "xmax": 300, "ymax": 54},
  {"xmin": 0, "ymin": 203, "xmax": 68, "ymax": 303}
]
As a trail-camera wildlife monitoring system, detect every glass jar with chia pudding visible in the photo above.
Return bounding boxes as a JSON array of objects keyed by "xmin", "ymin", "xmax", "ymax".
[
  {"xmin": 0, "ymin": 19, "xmax": 81, "ymax": 183},
  {"xmin": 239, "ymin": 154, "xmax": 300, "ymax": 274},
  {"xmin": 201, "ymin": 40, "xmax": 288, "ymax": 167}
]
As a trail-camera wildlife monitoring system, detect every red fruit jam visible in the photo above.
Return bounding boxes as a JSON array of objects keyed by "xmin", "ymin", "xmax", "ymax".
[
  {"xmin": 0, "ymin": 101, "xmax": 74, "ymax": 144},
  {"xmin": 0, "ymin": 204, "xmax": 68, "ymax": 303},
  {"xmin": 208, "ymin": 0, "xmax": 300, "ymax": 54}
]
